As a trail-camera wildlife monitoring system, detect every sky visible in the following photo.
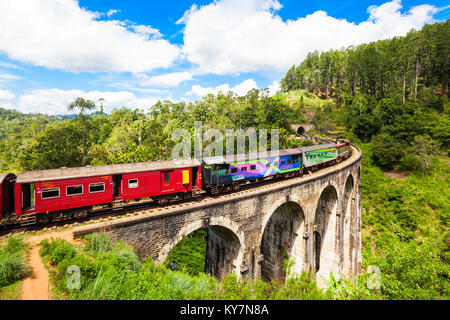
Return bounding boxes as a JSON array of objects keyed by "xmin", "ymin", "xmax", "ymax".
[{"xmin": 0, "ymin": 0, "xmax": 448, "ymax": 115}]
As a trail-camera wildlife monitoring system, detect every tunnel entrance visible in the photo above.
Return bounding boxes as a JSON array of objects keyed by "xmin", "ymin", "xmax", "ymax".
[
  {"xmin": 313, "ymin": 186, "xmax": 338, "ymax": 277},
  {"xmin": 296, "ymin": 126, "xmax": 305, "ymax": 136},
  {"xmin": 166, "ymin": 225, "xmax": 241, "ymax": 279},
  {"xmin": 261, "ymin": 201, "xmax": 304, "ymax": 283}
]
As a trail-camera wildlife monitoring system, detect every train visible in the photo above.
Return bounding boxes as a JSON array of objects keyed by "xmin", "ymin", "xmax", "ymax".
[{"xmin": 0, "ymin": 141, "xmax": 351, "ymax": 226}]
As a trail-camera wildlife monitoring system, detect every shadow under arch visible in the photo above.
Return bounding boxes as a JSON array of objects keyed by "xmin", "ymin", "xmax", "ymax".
[
  {"xmin": 260, "ymin": 201, "xmax": 305, "ymax": 283},
  {"xmin": 342, "ymin": 174, "xmax": 355, "ymax": 275},
  {"xmin": 313, "ymin": 185, "xmax": 338, "ymax": 276},
  {"xmin": 160, "ymin": 220, "xmax": 242, "ymax": 279}
]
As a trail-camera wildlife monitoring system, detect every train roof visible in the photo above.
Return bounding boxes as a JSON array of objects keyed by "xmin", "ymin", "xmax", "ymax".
[
  {"xmin": 202, "ymin": 148, "xmax": 303, "ymax": 165},
  {"xmin": 0, "ymin": 173, "xmax": 15, "ymax": 184},
  {"xmin": 16, "ymin": 159, "xmax": 201, "ymax": 184},
  {"xmin": 298, "ymin": 143, "xmax": 336, "ymax": 152}
]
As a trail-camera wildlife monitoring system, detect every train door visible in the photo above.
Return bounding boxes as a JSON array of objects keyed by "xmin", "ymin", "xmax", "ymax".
[
  {"xmin": 6, "ymin": 176, "xmax": 15, "ymax": 213},
  {"xmin": 161, "ymin": 171, "xmax": 174, "ymax": 192},
  {"xmin": 191, "ymin": 167, "xmax": 199, "ymax": 188},
  {"xmin": 21, "ymin": 183, "xmax": 35, "ymax": 212},
  {"xmin": 211, "ymin": 166, "xmax": 219, "ymax": 186},
  {"xmin": 113, "ymin": 175, "xmax": 122, "ymax": 200}
]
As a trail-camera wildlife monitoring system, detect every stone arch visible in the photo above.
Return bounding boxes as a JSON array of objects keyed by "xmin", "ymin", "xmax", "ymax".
[
  {"xmin": 260, "ymin": 198, "xmax": 305, "ymax": 283},
  {"xmin": 159, "ymin": 218, "xmax": 243, "ymax": 279},
  {"xmin": 206, "ymin": 216, "xmax": 245, "ymax": 278},
  {"xmin": 206, "ymin": 225, "xmax": 242, "ymax": 279},
  {"xmin": 158, "ymin": 219, "xmax": 206, "ymax": 263},
  {"xmin": 313, "ymin": 184, "xmax": 339, "ymax": 283},
  {"xmin": 342, "ymin": 174, "xmax": 355, "ymax": 276}
]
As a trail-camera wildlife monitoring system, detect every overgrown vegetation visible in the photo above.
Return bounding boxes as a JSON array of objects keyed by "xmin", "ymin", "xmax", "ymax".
[
  {"xmin": 0, "ymin": 235, "xmax": 30, "ymax": 289},
  {"xmin": 40, "ymin": 234, "xmax": 382, "ymax": 300},
  {"xmin": 358, "ymin": 142, "xmax": 449, "ymax": 299},
  {"xmin": 165, "ymin": 228, "xmax": 207, "ymax": 276}
]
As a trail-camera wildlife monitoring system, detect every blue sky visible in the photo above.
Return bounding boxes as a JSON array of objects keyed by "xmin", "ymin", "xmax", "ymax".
[{"xmin": 0, "ymin": 0, "xmax": 448, "ymax": 115}]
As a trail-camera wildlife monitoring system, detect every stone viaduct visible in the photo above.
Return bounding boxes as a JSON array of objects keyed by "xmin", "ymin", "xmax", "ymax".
[{"xmin": 73, "ymin": 146, "xmax": 362, "ymax": 285}]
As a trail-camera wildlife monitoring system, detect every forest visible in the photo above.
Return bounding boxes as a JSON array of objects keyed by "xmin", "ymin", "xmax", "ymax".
[{"xmin": 0, "ymin": 20, "xmax": 449, "ymax": 300}]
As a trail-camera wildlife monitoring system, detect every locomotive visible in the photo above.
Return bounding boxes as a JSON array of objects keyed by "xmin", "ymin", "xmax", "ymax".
[{"xmin": 0, "ymin": 141, "xmax": 351, "ymax": 226}]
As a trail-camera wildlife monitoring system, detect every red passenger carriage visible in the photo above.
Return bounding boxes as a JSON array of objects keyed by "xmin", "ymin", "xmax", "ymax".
[{"xmin": 14, "ymin": 159, "xmax": 202, "ymax": 221}]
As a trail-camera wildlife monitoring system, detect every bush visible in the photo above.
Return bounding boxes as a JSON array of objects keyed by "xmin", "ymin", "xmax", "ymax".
[
  {"xmin": 56, "ymin": 254, "xmax": 98, "ymax": 291},
  {"xmin": 84, "ymin": 233, "xmax": 113, "ymax": 254},
  {"xmin": 40, "ymin": 238, "xmax": 76, "ymax": 266},
  {"xmin": 397, "ymin": 154, "xmax": 423, "ymax": 173},
  {"xmin": 0, "ymin": 235, "xmax": 30, "ymax": 288},
  {"xmin": 0, "ymin": 253, "xmax": 30, "ymax": 287},
  {"xmin": 371, "ymin": 134, "xmax": 405, "ymax": 169}
]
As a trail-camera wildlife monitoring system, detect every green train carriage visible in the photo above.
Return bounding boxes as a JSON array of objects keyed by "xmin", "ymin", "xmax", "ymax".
[{"xmin": 300, "ymin": 143, "xmax": 339, "ymax": 169}]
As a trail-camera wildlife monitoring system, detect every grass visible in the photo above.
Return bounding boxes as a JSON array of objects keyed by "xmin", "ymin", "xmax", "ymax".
[
  {"xmin": 0, "ymin": 281, "xmax": 22, "ymax": 300},
  {"xmin": 0, "ymin": 234, "xmax": 31, "ymax": 296}
]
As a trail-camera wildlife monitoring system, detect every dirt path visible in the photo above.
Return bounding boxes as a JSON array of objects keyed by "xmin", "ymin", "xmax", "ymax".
[{"xmin": 21, "ymin": 229, "xmax": 78, "ymax": 300}]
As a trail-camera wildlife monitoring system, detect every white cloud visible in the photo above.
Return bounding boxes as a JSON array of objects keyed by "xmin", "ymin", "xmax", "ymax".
[
  {"xmin": 187, "ymin": 79, "xmax": 258, "ymax": 97},
  {"xmin": 267, "ymin": 80, "xmax": 280, "ymax": 96},
  {"xmin": 0, "ymin": 72, "xmax": 21, "ymax": 80},
  {"xmin": 131, "ymin": 25, "xmax": 162, "ymax": 38},
  {"xmin": 0, "ymin": 61, "xmax": 23, "ymax": 70},
  {"xmin": 0, "ymin": 89, "xmax": 15, "ymax": 101},
  {"xmin": 0, "ymin": 0, "xmax": 180, "ymax": 73},
  {"xmin": 8, "ymin": 88, "xmax": 164, "ymax": 115},
  {"xmin": 136, "ymin": 71, "xmax": 194, "ymax": 87},
  {"xmin": 106, "ymin": 9, "xmax": 119, "ymax": 17},
  {"xmin": 179, "ymin": 0, "xmax": 440, "ymax": 74}
]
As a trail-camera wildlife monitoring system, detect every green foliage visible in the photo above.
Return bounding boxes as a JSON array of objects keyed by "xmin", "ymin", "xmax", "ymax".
[
  {"xmin": 325, "ymin": 273, "xmax": 381, "ymax": 300},
  {"xmin": 0, "ymin": 235, "xmax": 30, "ymax": 288},
  {"xmin": 166, "ymin": 229, "xmax": 207, "ymax": 276},
  {"xmin": 371, "ymin": 134, "xmax": 405, "ymax": 169},
  {"xmin": 39, "ymin": 233, "xmax": 333, "ymax": 300},
  {"xmin": 359, "ymin": 142, "xmax": 449, "ymax": 299},
  {"xmin": 40, "ymin": 238, "xmax": 77, "ymax": 266},
  {"xmin": 83, "ymin": 232, "xmax": 113, "ymax": 254}
]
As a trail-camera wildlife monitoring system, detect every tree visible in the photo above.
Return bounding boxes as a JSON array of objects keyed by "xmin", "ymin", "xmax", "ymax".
[
  {"xmin": 98, "ymin": 98, "xmax": 105, "ymax": 115},
  {"xmin": 67, "ymin": 97, "xmax": 96, "ymax": 165},
  {"xmin": 410, "ymin": 135, "xmax": 440, "ymax": 172},
  {"xmin": 371, "ymin": 134, "xmax": 405, "ymax": 169}
]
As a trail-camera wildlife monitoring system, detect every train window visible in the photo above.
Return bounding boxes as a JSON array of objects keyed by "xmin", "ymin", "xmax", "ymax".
[
  {"xmin": 89, "ymin": 183, "xmax": 105, "ymax": 193},
  {"xmin": 250, "ymin": 165, "xmax": 256, "ymax": 170},
  {"xmin": 41, "ymin": 188, "xmax": 60, "ymax": 199},
  {"xmin": 164, "ymin": 172, "xmax": 170, "ymax": 183},
  {"xmin": 67, "ymin": 185, "xmax": 83, "ymax": 196},
  {"xmin": 231, "ymin": 168, "xmax": 238, "ymax": 174},
  {"xmin": 274, "ymin": 161, "xmax": 278, "ymax": 167},
  {"xmin": 288, "ymin": 160, "xmax": 292, "ymax": 164},
  {"xmin": 128, "ymin": 179, "xmax": 138, "ymax": 188},
  {"xmin": 241, "ymin": 166, "xmax": 247, "ymax": 172},
  {"xmin": 281, "ymin": 161, "xmax": 285, "ymax": 165}
]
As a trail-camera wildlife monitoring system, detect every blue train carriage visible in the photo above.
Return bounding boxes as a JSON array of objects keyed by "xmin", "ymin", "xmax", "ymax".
[
  {"xmin": 202, "ymin": 149, "xmax": 303, "ymax": 194},
  {"xmin": 300, "ymin": 143, "xmax": 339, "ymax": 171}
]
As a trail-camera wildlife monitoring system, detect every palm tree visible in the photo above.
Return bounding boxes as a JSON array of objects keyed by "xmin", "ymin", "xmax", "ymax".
[
  {"xmin": 98, "ymin": 97, "xmax": 105, "ymax": 115},
  {"xmin": 68, "ymin": 97, "xmax": 96, "ymax": 165}
]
